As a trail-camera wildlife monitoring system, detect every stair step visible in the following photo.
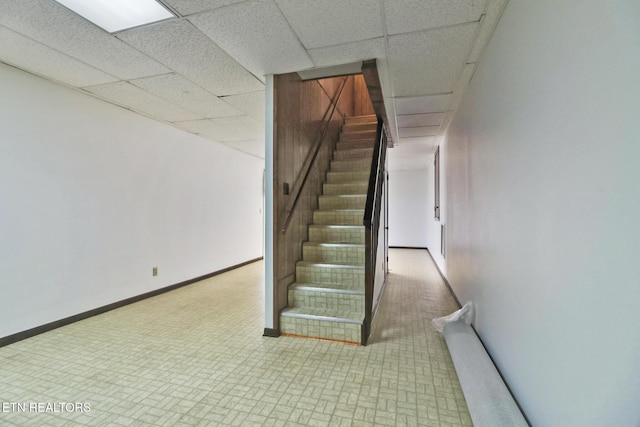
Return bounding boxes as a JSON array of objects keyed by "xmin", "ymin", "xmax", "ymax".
[
  {"xmin": 308, "ymin": 225, "xmax": 365, "ymax": 244},
  {"xmin": 330, "ymin": 158, "xmax": 371, "ymax": 172},
  {"xmin": 333, "ymin": 147, "xmax": 373, "ymax": 160},
  {"xmin": 281, "ymin": 306, "xmax": 363, "ymax": 322},
  {"xmin": 313, "ymin": 209, "xmax": 363, "ymax": 225},
  {"xmin": 345, "ymin": 115, "xmax": 377, "ymax": 125},
  {"xmin": 278, "ymin": 115, "xmax": 380, "ymax": 345},
  {"xmin": 326, "ymin": 171, "xmax": 370, "ymax": 183},
  {"xmin": 296, "ymin": 261, "xmax": 365, "ymax": 286},
  {"xmin": 289, "ymin": 281, "xmax": 364, "ymax": 294},
  {"xmin": 342, "ymin": 123, "xmax": 378, "ymax": 134},
  {"xmin": 288, "ymin": 283, "xmax": 364, "ymax": 313},
  {"xmin": 303, "ymin": 242, "xmax": 365, "ymax": 264},
  {"xmin": 318, "ymin": 194, "xmax": 366, "ymax": 210},
  {"xmin": 336, "ymin": 140, "xmax": 376, "ymax": 151},
  {"xmin": 340, "ymin": 132, "xmax": 376, "ymax": 143},
  {"xmin": 323, "ymin": 181, "xmax": 369, "ymax": 195},
  {"xmin": 280, "ymin": 307, "xmax": 363, "ymax": 344}
]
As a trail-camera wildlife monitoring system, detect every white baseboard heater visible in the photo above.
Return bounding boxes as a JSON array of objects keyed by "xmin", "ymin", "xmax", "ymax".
[{"xmin": 443, "ymin": 320, "xmax": 529, "ymax": 427}]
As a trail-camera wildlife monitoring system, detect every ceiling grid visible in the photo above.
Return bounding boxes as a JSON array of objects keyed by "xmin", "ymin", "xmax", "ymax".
[{"xmin": 0, "ymin": 0, "xmax": 509, "ymax": 168}]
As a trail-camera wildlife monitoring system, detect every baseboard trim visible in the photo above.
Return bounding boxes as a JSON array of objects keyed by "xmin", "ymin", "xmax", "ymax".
[
  {"xmin": 0, "ymin": 257, "xmax": 263, "ymax": 348},
  {"xmin": 263, "ymin": 328, "xmax": 280, "ymax": 338},
  {"xmin": 425, "ymin": 248, "xmax": 461, "ymax": 308}
]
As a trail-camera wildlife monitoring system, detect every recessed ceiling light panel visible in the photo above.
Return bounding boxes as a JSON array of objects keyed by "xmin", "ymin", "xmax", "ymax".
[{"xmin": 54, "ymin": 0, "xmax": 175, "ymax": 33}]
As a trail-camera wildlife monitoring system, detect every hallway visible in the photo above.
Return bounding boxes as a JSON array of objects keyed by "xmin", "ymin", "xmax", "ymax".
[{"xmin": 0, "ymin": 249, "xmax": 470, "ymax": 426}]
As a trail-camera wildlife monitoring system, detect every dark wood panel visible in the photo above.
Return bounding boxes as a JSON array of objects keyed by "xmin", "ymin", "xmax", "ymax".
[{"xmin": 353, "ymin": 74, "xmax": 375, "ymax": 116}]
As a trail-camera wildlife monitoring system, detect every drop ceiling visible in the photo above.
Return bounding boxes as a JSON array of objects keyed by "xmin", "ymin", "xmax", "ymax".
[{"xmin": 0, "ymin": 0, "xmax": 508, "ymax": 169}]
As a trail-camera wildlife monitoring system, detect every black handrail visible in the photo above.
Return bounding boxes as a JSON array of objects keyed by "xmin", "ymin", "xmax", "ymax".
[
  {"xmin": 362, "ymin": 117, "xmax": 387, "ymax": 345},
  {"xmin": 281, "ymin": 76, "xmax": 349, "ymax": 233},
  {"xmin": 364, "ymin": 119, "xmax": 384, "ymax": 228}
]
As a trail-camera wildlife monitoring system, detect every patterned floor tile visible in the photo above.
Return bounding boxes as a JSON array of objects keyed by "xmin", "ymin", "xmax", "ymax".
[{"xmin": 0, "ymin": 249, "xmax": 469, "ymax": 426}]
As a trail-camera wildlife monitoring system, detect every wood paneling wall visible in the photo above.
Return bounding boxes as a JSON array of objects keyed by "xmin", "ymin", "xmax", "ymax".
[
  {"xmin": 352, "ymin": 74, "xmax": 375, "ymax": 117},
  {"xmin": 271, "ymin": 73, "xmax": 372, "ymax": 328}
]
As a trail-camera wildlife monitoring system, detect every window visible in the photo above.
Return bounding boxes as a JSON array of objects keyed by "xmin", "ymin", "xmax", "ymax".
[{"xmin": 434, "ymin": 146, "xmax": 440, "ymax": 221}]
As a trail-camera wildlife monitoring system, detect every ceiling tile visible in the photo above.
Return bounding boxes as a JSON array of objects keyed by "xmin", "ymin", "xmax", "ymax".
[
  {"xmin": 468, "ymin": 0, "xmax": 508, "ymax": 63},
  {"xmin": 83, "ymin": 81, "xmax": 202, "ymax": 122},
  {"xmin": 384, "ymin": 0, "xmax": 487, "ymax": 35},
  {"xmin": 223, "ymin": 140, "xmax": 265, "ymax": 159},
  {"xmin": 117, "ymin": 19, "xmax": 264, "ymax": 96},
  {"xmin": 398, "ymin": 126, "xmax": 441, "ymax": 138},
  {"xmin": 395, "ymin": 95, "xmax": 452, "ymax": 115},
  {"xmin": 0, "ymin": 0, "xmax": 170, "ymax": 81},
  {"xmin": 397, "ymin": 113, "xmax": 445, "ymax": 128},
  {"xmin": 0, "ymin": 25, "xmax": 118, "ymax": 87},
  {"xmin": 162, "ymin": 0, "xmax": 247, "ymax": 16},
  {"xmin": 388, "ymin": 23, "xmax": 477, "ymax": 97},
  {"xmin": 275, "ymin": 0, "xmax": 383, "ymax": 49},
  {"xmin": 176, "ymin": 116, "xmax": 264, "ymax": 141},
  {"xmin": 222, "ymin": 91, "xmax": 265, "ymax": 123},
  {"xmin": 308, "ymin": 38, "xmax": 385, "ymax": 68},
  {"xmin": 129, "ymin": 73, "xmax": 243, "ymax": 118},
  {"xmin": 0, "ymin": 0, "xmax": 508, "ymax": 158},
  {"xmin": 189, "ymin": 0, "xmax": 312, "ymax": 76}
]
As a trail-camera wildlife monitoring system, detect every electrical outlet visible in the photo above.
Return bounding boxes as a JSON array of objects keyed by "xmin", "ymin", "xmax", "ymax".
[{"xmin": 152, "ymin": 267, "xmax": 158, "ymax": 276}]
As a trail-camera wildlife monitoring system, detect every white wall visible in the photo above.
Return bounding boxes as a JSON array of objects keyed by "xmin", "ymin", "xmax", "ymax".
[
  {"xmin": 444, "ymin": 0, "xmax": 640, "ymax": 425},
  {"xmin": 388, "ymin": 169, "xmax": 429, "ymax": 248},
  {"xmin": 0, "ymin": 63, "xmax": 264, "ymax": 339}
]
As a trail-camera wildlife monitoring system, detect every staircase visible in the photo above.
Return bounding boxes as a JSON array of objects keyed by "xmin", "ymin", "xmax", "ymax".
[{"xmin": 280, "ymin": 114, "xmax": 378, "ymax": 344}]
